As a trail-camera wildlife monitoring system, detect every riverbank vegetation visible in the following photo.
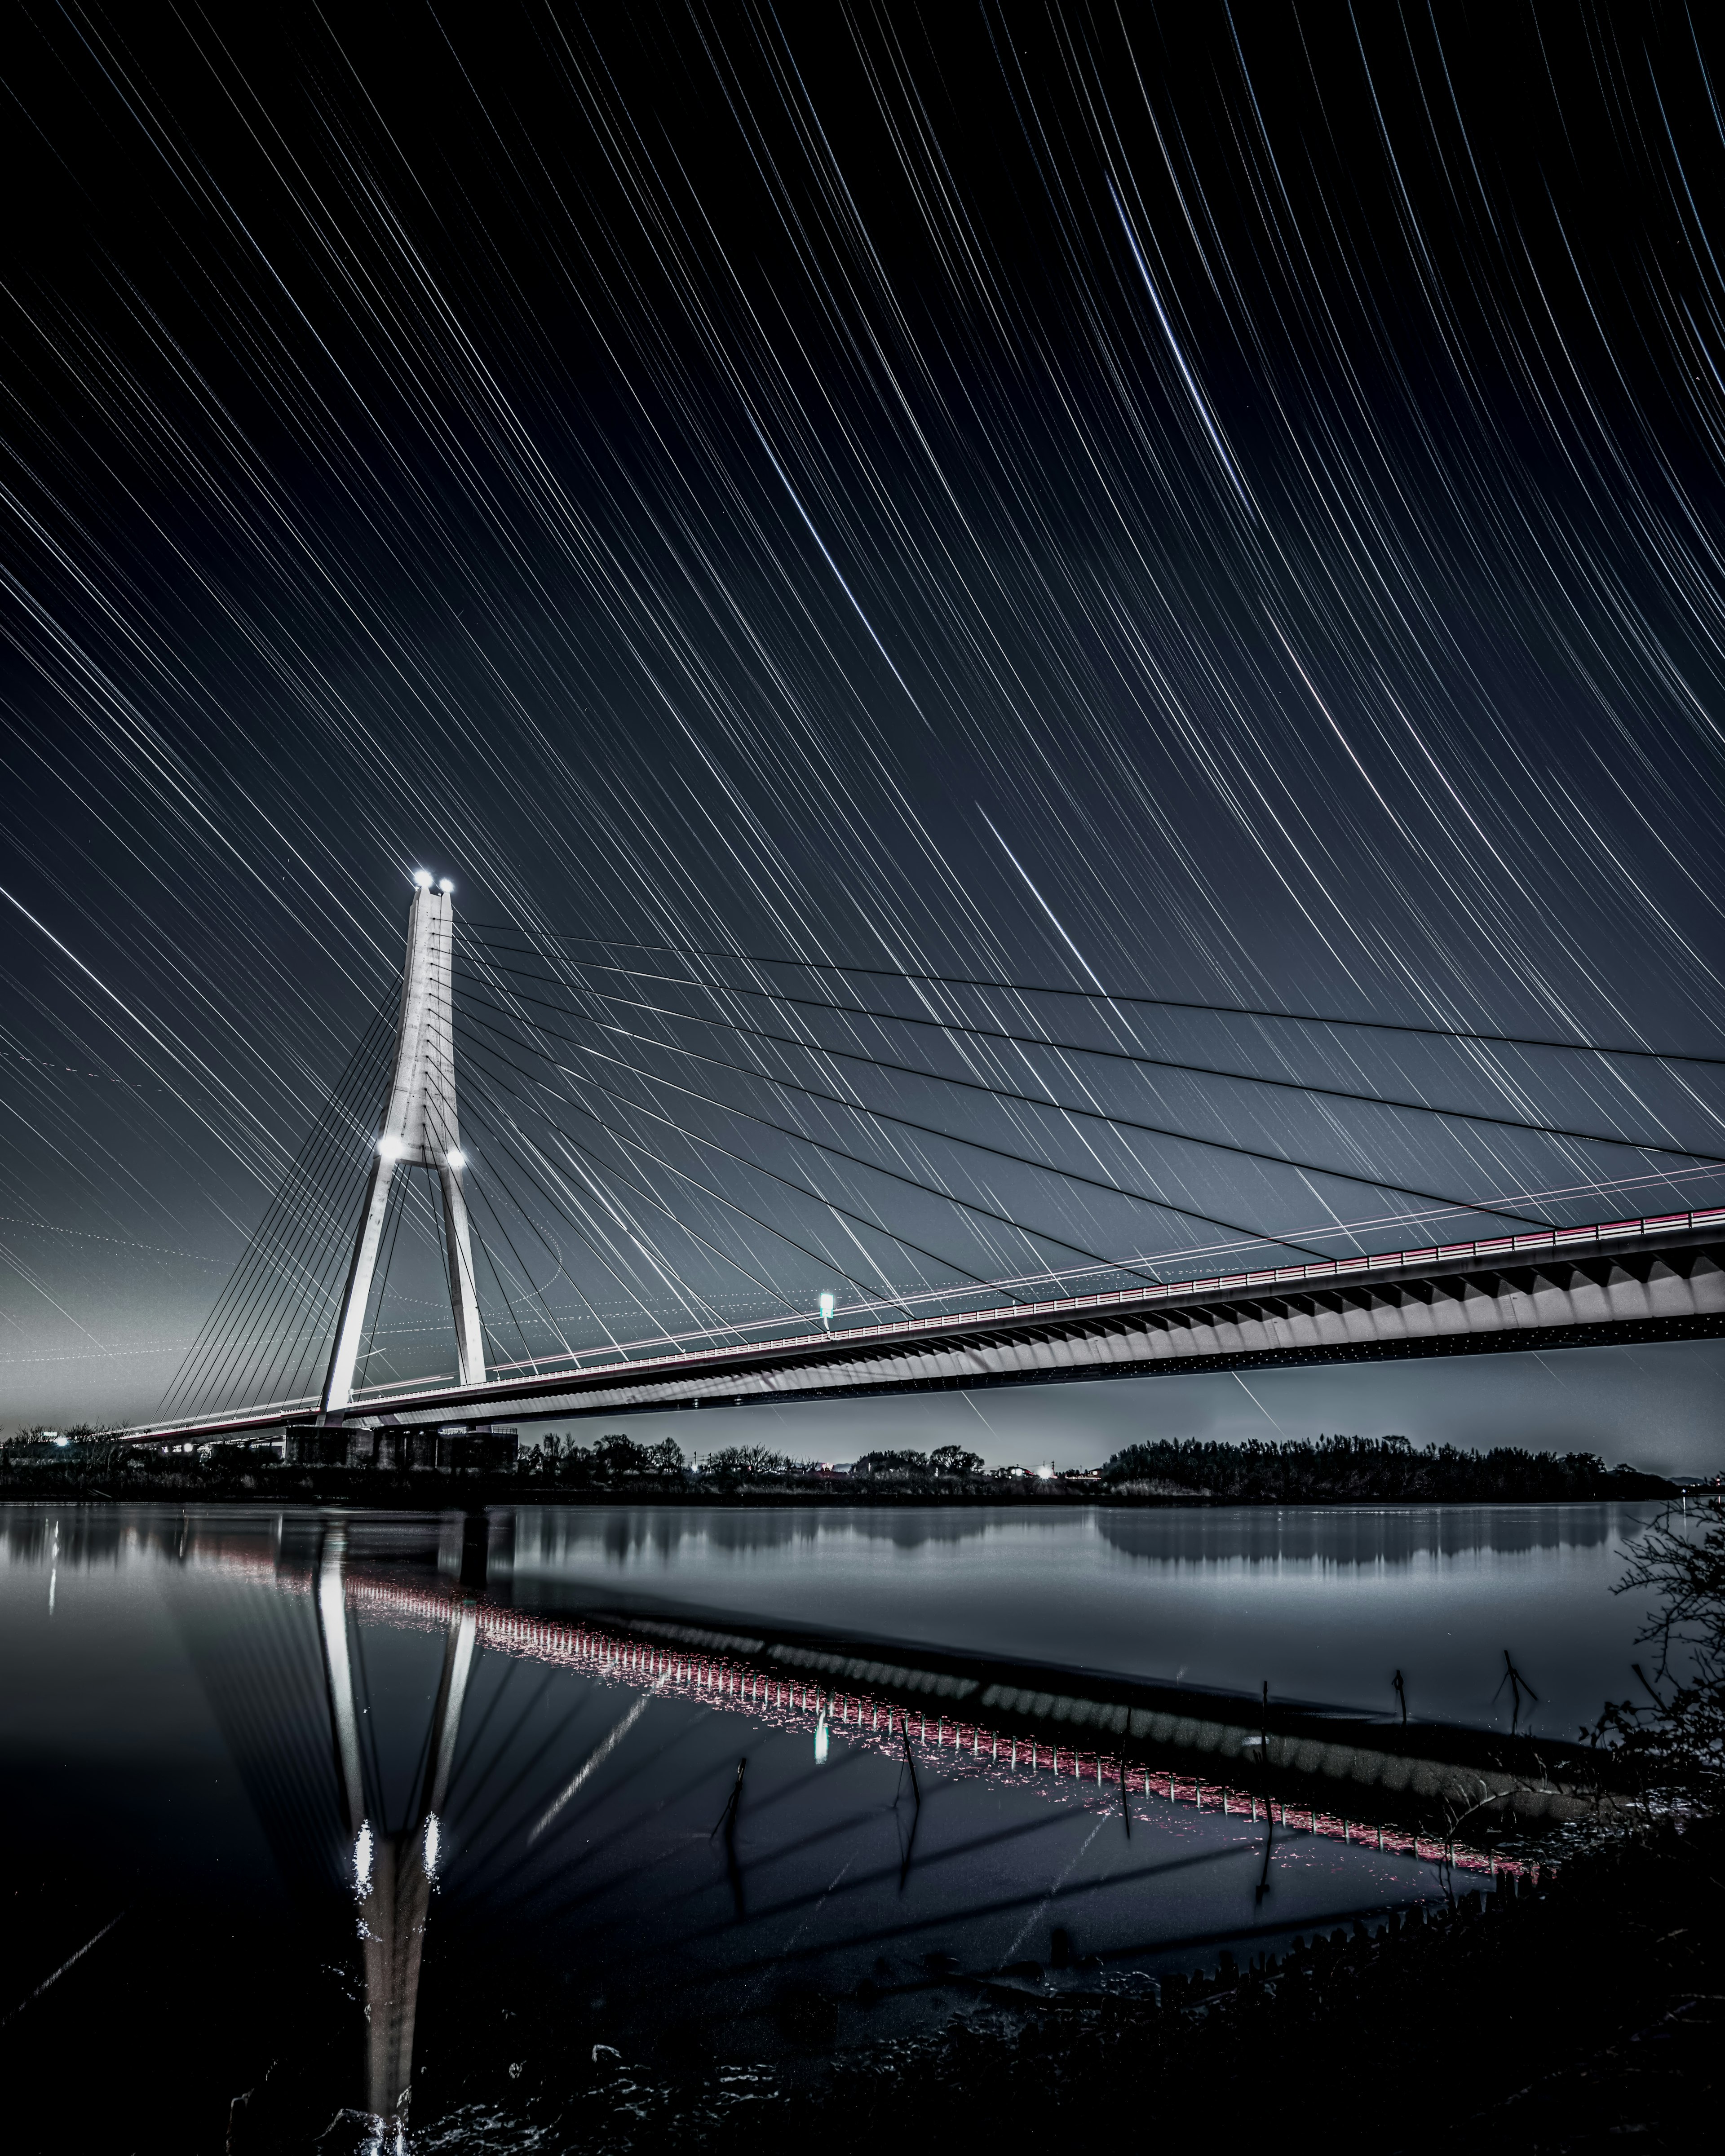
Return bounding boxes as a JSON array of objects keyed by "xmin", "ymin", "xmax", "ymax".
[
  {"xmin": 1099, "ymin": 1431, "xmax": 1673, "ymax": 1502},
  {"xmin": 0, "ymin": 1423, "xmax": 1676, "ymax": 1504},
  {"xmin": 1584, "ymin": 1493, "xmax": 1725, "ymax": 1814}
]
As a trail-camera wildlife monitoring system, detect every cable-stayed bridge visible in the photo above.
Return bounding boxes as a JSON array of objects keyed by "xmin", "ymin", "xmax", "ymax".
[{"xmin": 129, "ymin": 879, "xmax": 1725, "ymax": 1446}]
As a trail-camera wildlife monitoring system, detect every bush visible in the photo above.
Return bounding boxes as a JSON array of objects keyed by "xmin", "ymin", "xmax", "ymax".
[
  {"xmin": 527, "ymin": 1431, "xmax": 684, "ymax": 1483},
  {"xmin": 854, "ymin": 1449, "xmax": 929, "ymax": 1478},
  {"xmin": 702, "ymin": 1443, "xmax": 791, "ymax": 1482},
  {"xmin": 1587, "ymin": 1496, "xmax": 1725, "ymax": 1811}
]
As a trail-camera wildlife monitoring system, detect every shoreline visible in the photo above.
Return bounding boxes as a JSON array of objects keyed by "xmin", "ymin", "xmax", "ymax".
[{"xmin": 0, "ymin": 1470, "xmax": 1679, "ymax": 1509}]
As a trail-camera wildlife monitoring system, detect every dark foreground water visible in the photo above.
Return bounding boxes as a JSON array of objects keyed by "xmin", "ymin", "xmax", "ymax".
[{"xmin": 0, "ymin": 1502, "xmax": 1658, "ymax": 2148}]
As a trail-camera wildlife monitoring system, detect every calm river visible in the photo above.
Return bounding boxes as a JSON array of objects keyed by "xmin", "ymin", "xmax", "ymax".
[
  {"xmin": 0, "ymin": 1500, "xmax": 1660, "ymax": 2148},
  {"xmin": 510, "ymin": 1500, "xmax": 1658, "ymax": 1736}
]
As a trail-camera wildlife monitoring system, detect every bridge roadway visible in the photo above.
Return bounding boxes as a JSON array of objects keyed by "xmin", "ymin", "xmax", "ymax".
[{"xmin": 132, "ymin": 1205, "xmax": 1725, "ymax": 1444}]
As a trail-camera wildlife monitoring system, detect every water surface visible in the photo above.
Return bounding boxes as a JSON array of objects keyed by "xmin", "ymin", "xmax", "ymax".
[
  {"xmin": 0, "ymin": 1500, "xmax": 1646, "ymax": 2146},
  {"xmin": 512, "ymin": 1500, "xmax": 1655, "ymax": 1737}
]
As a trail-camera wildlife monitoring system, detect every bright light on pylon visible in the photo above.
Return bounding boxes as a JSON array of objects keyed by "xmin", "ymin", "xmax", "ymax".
[
  {"xmin": 413, "ymin": 869, "xmax": 433, "ymax": 888},
  {"xmin": 378, "ymin": 1135, "xmax": 405, "ymax": 1160},
  {"xmin": 446, "ymin": 1149, "xmax": 466, "ymax": 1170},
  {"xmin": 438, "ymin": 877, "xmax": 455, "ymax": 894}
]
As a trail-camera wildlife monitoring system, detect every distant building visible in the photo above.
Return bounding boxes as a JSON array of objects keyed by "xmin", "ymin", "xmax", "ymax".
[{"xmin": 283, "ymin": 1422, "xmax": 518, "ymax": 1471}]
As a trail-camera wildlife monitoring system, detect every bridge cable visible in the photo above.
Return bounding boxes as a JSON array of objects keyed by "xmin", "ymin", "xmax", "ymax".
[
  {"xmin": 457, "ymin": 1088, "xmax": 725, "ymax": 1361},
  {"xmin": 452, "ymin": 994, "xmax": 1331, "ymax": 1275},
  {"xmin": 465, "ymin": 1059, "xmax": 921, "ymax": 1322},
  {"xmin": 161, "ymin": 1001, "xmax": 394, "ymax": 1418},
  {"xmin": 452, "ymin": 1032, "xmax": 929, "ymax": 1320},
  {"xmin": 161, "ymin": 1082, "xmax": 356, "ymax": 1415},
  {"xmin": 442, "ymin": 1118, "xmax": 637, "ymax": 1365},
  {"xmin": 428, "ymin": 1005, "xmax": 790, "ymax": 1357},
  {"xmin": 452, "ymin": 1012, "xmax": 1063, "ymax": 1301},
  {"xmin": 457, "ymin": 924, "xmax": 1725, "ymax": 1069},
  {"xmin": 176, "ymin": 1005, "xmax": 395, "ymax": 1414},
  {"xmin": 457, "ymin": 998, "xmax": 1276, "ymax": 1294},
  {"xmin": 222, "ymin": 1019, "xmax": 407, "ymax": 1415},
  {"xmin": 456, "ymin": 987, "xmax": 1586, "ymax": 1247},
  {"xmin": 353, "ymin": 1165, "xmax": 413, "ymax": 1393},
  {"xmin": 467, "ymin": 1113, "xmax": 770, "ymax": 1361},
  {"xmin": 457, "ymin": 1017, "xmax": 970, "ymax": 1319},
  {"xmin": 456, "ymin": 980, "xmax": 1575, "ymax": 1233},
  {"xmin": 458, "ymin": 949, "xmax": 1722, "ymax": 1173},
  {"xmin": 410, "ymin": 1025, "xmax": 673, "ymax": 1368},
  {"xmin": 460, "ymin": 1075, "xmax": 844, "ymax": 1335}
]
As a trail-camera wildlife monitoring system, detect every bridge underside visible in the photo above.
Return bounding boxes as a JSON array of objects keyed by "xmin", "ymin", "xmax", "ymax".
[
  {"xmin": 363, "ymin": 1220, "xmax": 1725, "ymax": 1429},
  {"xmin": 128, "ymin": 1216, "xmax": 1725, "ymax": 1444},
  {"xmin": 514, "ymin": 1312, "xmax": 1725, "ymax": 1420}
]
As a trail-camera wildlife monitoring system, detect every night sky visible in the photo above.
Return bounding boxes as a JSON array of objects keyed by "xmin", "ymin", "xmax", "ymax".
[{"xmin": 3, "ymin": 4, "xmax": 1722, "ymax": 1462}]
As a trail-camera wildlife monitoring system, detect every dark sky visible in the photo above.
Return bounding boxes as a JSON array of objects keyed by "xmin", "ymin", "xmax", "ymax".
[{"xmin": 2, "ymin": 4, "xmax": 1722, "ymax": 1449}]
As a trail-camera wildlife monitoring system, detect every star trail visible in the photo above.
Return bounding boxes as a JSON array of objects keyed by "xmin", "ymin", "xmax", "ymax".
[{"xmin": 1, "ymin": 4, "xmax": 1722, "ymax": 1448}]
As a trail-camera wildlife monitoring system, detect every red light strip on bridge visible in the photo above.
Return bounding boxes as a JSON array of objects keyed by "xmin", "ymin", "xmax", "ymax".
[
  {"xmin": 128, "ymin": 1203, "xmax": 1725, "ymax": 1438},
  {"xmin": 334, "ymin": 1571, "xmax": 1535, "ymax": 1882}
]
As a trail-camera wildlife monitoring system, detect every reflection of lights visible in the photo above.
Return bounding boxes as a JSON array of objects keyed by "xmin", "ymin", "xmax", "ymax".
[
  {"xmin": 814, "ymin": 1716, "xmax": 829, "ymax": 1764},
  {"xmin": 378, "ymin": 1135, "xmax": 405, "ymax": 1161},
  {"xmin": 359, "ymin": 2113, "xmax": 408, "ymax": 2156},
  {"xmin": 423, "ymin": 1812, "xmax": 441, "ymax": 1879},
  {"xmin": 353, "ymin": 1821, "xmax": 374, "ymax": 1897},
  {"xmin": 413, "ymin": 869, "xmax": 433, "ymax": 888}
]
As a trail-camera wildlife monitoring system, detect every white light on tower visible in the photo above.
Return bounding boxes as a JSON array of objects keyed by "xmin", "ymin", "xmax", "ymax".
[
  {"xmin": 818, "ymin": 1292, "xmax": 836, "ymax": 1329},
  {"xmin": 413, "ymin": 869, "xmax": 433, "ymax": 888},
  {"xmin": 378, "ymin": 1134, "xmax": 405, "ymax": 1160},
  {"xmin": 446, "ymin": 1148, "xmax": 466, "ymax": 1170},
  {"xmin": 438, "ymin": 877, "xmax": 455, "ymax": 894}
]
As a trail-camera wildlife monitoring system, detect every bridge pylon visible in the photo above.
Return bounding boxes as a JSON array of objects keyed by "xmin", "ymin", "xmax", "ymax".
[{"xmin": 320, "ymin": 875, "xmax": 484, "ymax": 1419}]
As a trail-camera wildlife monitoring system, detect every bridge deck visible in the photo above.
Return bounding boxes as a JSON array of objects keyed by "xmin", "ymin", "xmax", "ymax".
[{"xmin": 128, "ymin": 1206, "xmax": 1725, "ymax": 1443}]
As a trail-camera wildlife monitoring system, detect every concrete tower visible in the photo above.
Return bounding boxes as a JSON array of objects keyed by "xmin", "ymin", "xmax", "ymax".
[{"xmin": 320, "ymin": 875, "xmax": 484, "ymax": 1418}]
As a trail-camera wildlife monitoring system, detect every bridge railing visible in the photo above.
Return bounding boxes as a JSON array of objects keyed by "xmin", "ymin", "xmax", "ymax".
[
  {"xmin": 124, "ymin": 1203, "xmax": 1725, "ymax": 1440},
  {"xmin": 348, "ymin": 1201, "xmax": 1725, "ymax": 1395}
]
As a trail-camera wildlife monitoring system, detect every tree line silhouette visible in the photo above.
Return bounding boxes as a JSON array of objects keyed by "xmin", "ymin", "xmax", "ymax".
[{"xmin": 1099, "ymin": 1433, "xmax": 1669, "ymax": 1502}]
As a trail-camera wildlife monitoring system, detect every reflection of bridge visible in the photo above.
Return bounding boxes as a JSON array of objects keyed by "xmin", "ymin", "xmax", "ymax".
[
  {"xmin": 179, "ymin": 1514, "xmax": 1561, "ymax": 2130},
  {"xmin": 316, "ymin": 1529, "xmax": 474, "ymax": 2135},
  {"xmin": 129, "ymin": 881, "xmax": 1725, "ymax": 1446},
  {"xmin": 213, "ymin": 1519, "xmax": 1591, "ymax": 1843}
]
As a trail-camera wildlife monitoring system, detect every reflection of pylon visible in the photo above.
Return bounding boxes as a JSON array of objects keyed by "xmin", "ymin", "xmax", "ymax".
[
  {"xmin": 321, "ymin": 877, "xmax": 484, "ymax": 1418},
  {"xmin": 316, "ymin": 1529, "xmax": 477, "ymax": 2135}
]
